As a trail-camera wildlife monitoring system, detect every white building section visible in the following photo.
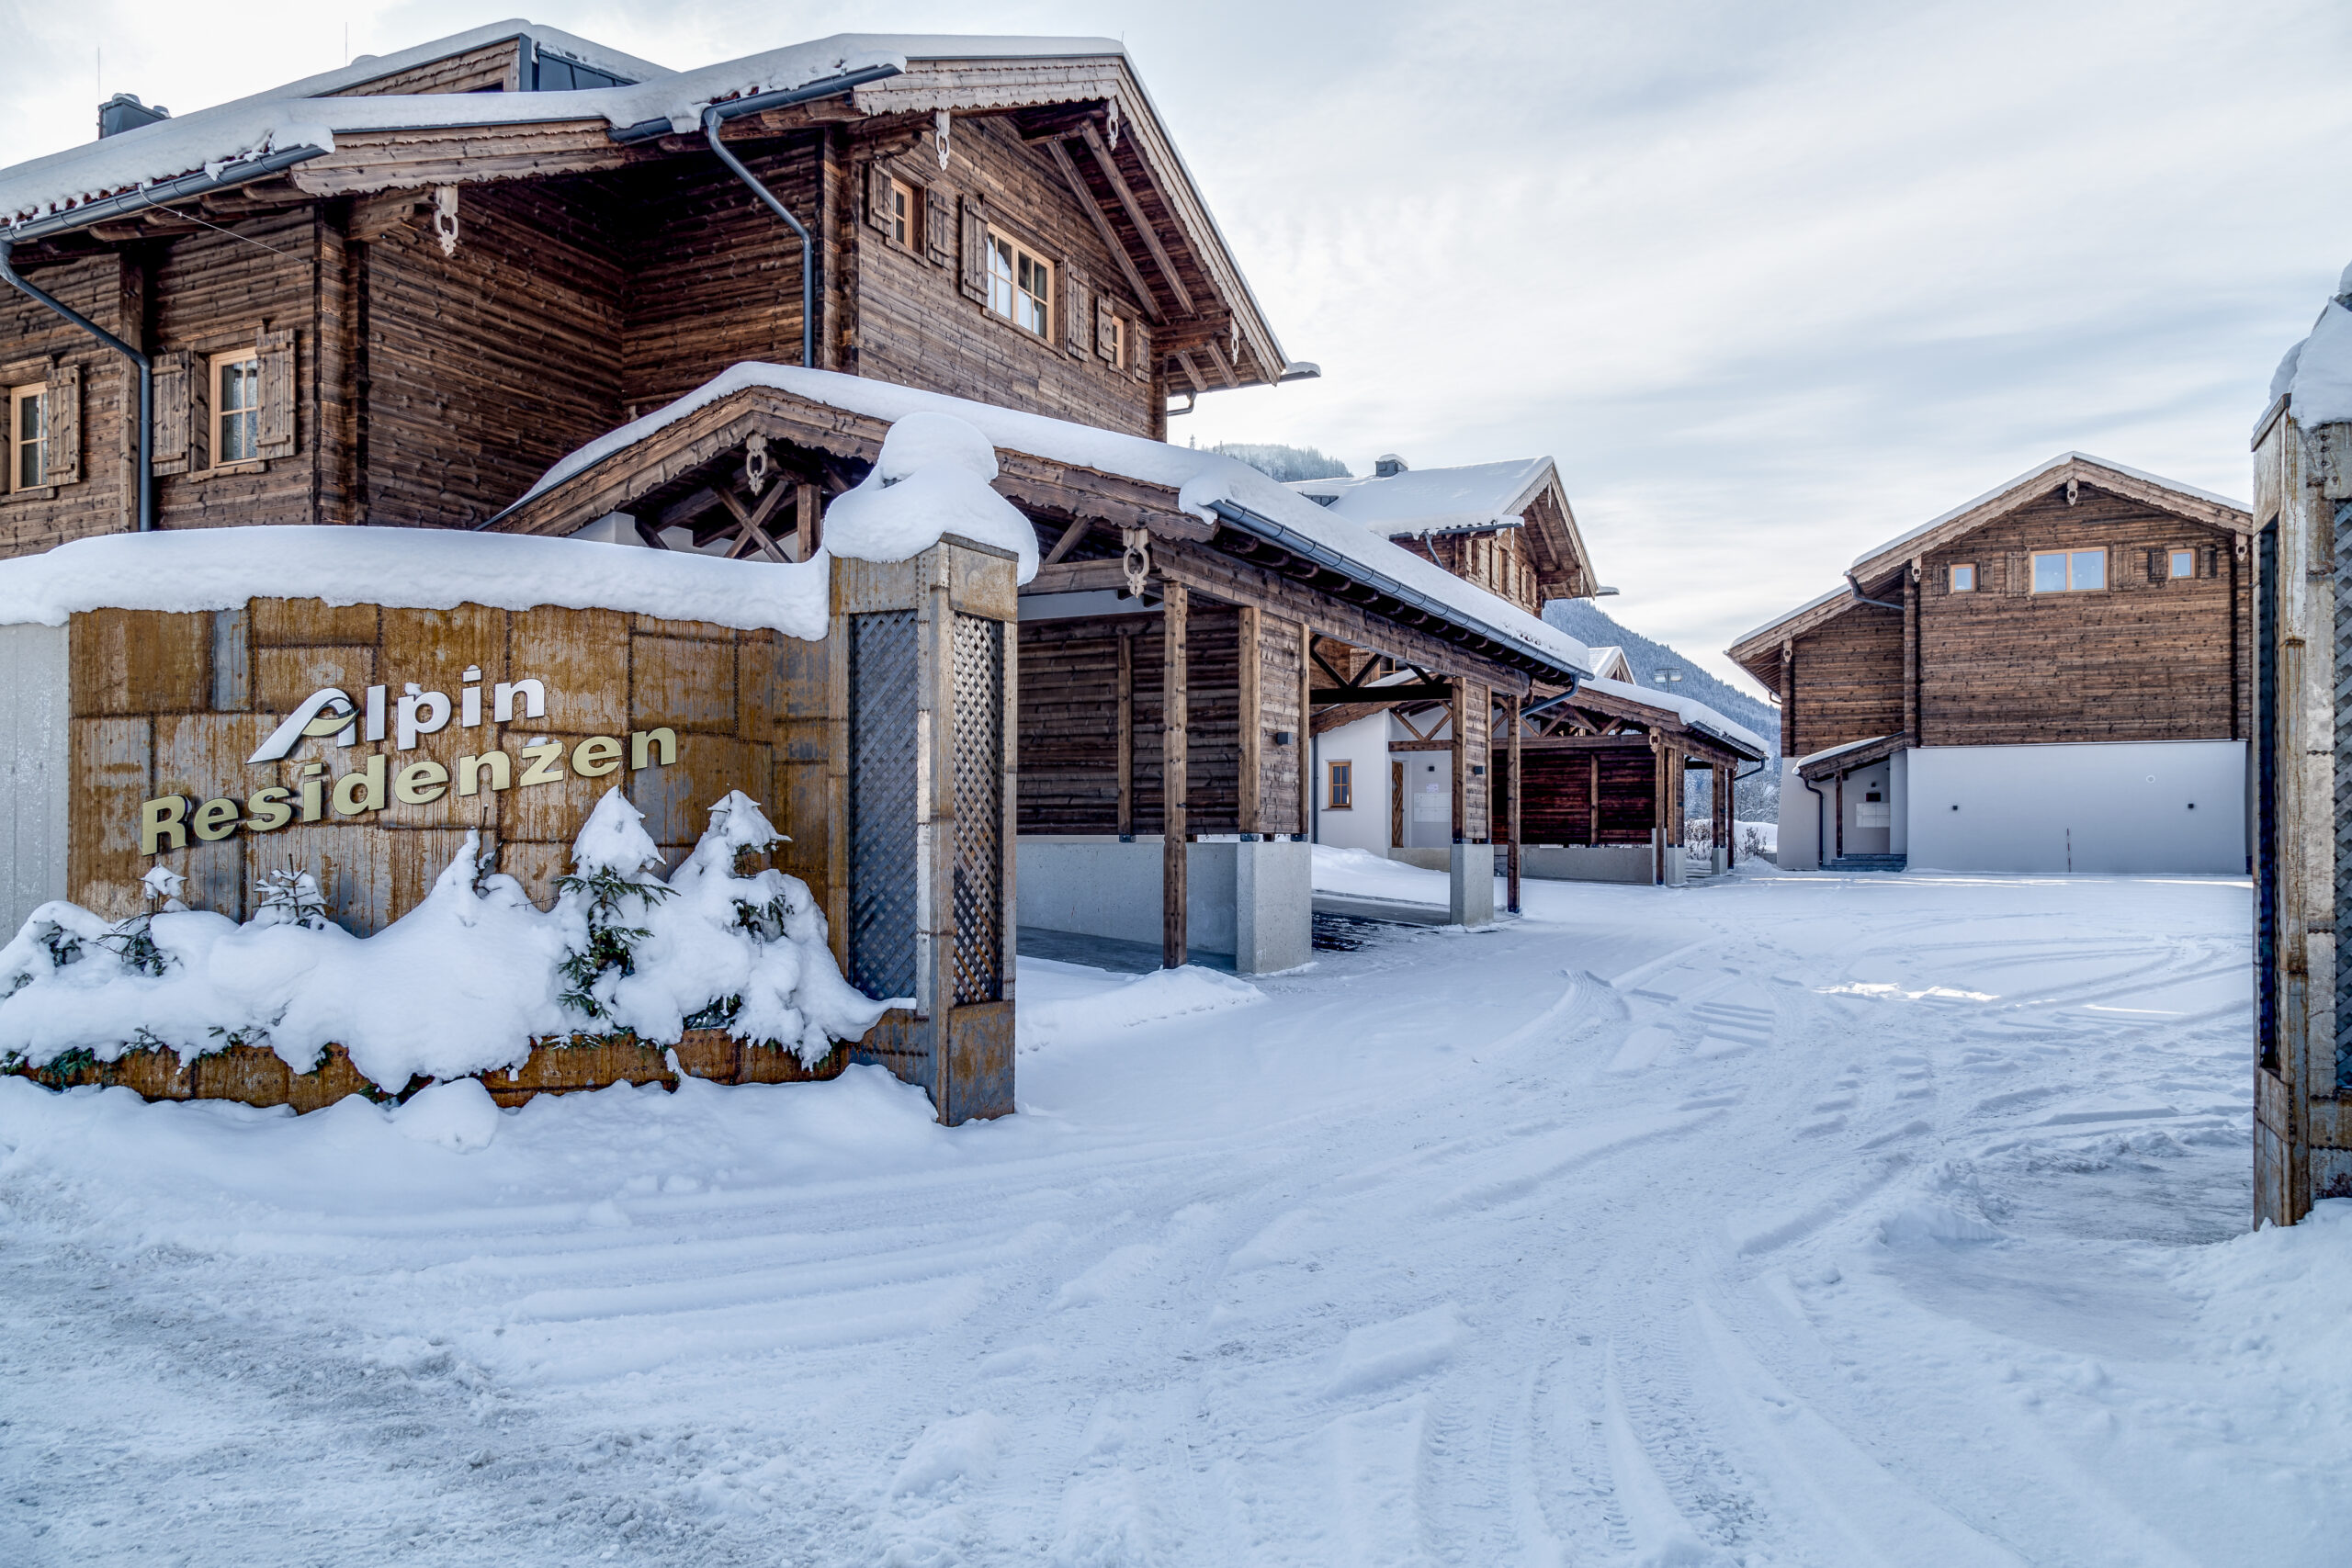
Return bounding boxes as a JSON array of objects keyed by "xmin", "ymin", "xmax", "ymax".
[{"xmin": 1778, "ymin": 739, "xmax": 2246, "ymax": 873}]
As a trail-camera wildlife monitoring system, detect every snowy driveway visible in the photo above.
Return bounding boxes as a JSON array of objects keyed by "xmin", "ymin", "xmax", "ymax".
[{"xmin": 3, "ymin": 867, "xmax": 2342, "ymax": 1566}]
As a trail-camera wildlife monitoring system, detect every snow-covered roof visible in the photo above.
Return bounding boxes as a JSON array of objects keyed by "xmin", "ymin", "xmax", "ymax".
[
  {"xmin": 2271, "ymin": 267, "xmax": 2352, "ymax": 429},
  {"xmin": 230, "ymin": 20, "xmax": 675, "ymax": 103},
  {"xmin": 1846, "ymin": 452, "xmax": 2247, "ymax": 575},
  {"xmin": 1725, "ymin": 582, "xmax": 1848, "ymax": 660},
  {"xmin": 1581, "ymin": 674, "xmax": 1768, "ymax": 759},
  {"xmin": 1582, "ymin": 645, "xmax": 1633, "ymax": 682},
  {"xmin": 1288, "ymin": 457, "xmax": 1552, "ymax": 539},
  {"xmin": 1, "ymin": 28, "xmax": 1123, "ymax": 231},
  {"xmin": 0, "ymin": 526, "xmax": 829, "ymax": 640},
  {"xmin": 1794, "ymin": 734, "xmax": 1901, "ymax": 770},
  {"xmin": 514, "ymin": 365, "xmax": 1593, "ymax": 681}
]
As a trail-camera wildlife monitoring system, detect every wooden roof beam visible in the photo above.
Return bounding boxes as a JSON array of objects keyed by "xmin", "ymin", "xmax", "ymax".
[
  {"xmin": 1078, "ymin": 121, "xmax": 1195, "ymax": 316},
  {"xmin": 1043, "ymin": 137, "xmax": 1164, "ymax": 323}
]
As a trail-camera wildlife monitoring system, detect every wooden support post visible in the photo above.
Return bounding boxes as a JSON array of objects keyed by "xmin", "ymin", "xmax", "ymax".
[
  {"xmin": 1779, "ymin": 641, "xmax": 1793, "ymax": 757},
  {"xmin": 1162, "ymin": 580, "xmax": 1188, "ymax": 969},
  {"xmin": 1506, "ymin": 693, "xmax": 1522, "ymax": 913},
  {"xmin": 1589, "ymin": 752, "xmax": 1600, "ymax": 846},
  {"xmin": 1903, "ymin": 562, "xmax": 1920, "ymax": 742},
  {"xmin": 1115, "ymin": 630, "xmax": 1134, "ymax": 838},
  {"xmin": 1238, "ymin": 604, "xmax": 1262, "ymax": 835},
  {"xmin": 796, "ymin": 481, "xmax": 822, "ymax": 561},
  {"xmin": 1297, "ymin": 623, "xmax": 1313, "ymax": 838},
  {"xmin": 1834, "ymin": 770, "xmax": 1846, "ymax": 862},
  {"xmin": 1451, "ymin": 678, "xmax": 1469, "ymax": 842},
  {"xmin": 1650, "ymin": 730, "xmax": 1667, "ymax": 885}
]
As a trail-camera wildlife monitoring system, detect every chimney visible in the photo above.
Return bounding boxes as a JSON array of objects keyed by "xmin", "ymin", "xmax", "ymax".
[
  {"xmin": 1374, "ymin": 453, "xmax": 1408, "ymax": 479},
  {"xmin": 98, "ymin": 94, "xmax": 170, "ymax": 140}
]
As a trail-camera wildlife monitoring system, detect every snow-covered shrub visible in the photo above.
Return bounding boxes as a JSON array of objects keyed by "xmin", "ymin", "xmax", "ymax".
[
  {"xmin": 252, "ymin": 864, "xmax": 330, "ymax": 931},
  {"xmin": 0, "ymin": 789, "xmax": 891, "ymax": 1091},
  {"xmin": 555, "ymin": 793, "xmax": 677, "ymax": 1022}
]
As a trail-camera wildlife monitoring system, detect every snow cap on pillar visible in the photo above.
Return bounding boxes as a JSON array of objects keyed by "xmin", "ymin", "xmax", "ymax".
[{"xmin": 820, "ymin": 412, "xmax": 1040, "ymax": 581}]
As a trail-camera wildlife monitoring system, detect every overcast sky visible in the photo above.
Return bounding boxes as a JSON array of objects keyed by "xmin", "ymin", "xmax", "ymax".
[{"xmin": 6, "ymin": 0, "xmax": 2347, "ymax": 692}]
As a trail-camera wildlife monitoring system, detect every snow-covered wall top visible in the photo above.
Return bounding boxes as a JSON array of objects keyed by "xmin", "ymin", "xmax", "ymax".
[
  {"xmin": 0, "ymin": 526, "xmax": 830, "ymax": 638},
  {"xmin": 2271, "ymin": 266, "xmax": 2352, "ymax": 429},
  {"xmin": 1286, "ymin": 458, "xmax": 1552, "ymax": 538},
  {"xmin": 1581, "ymin": 674, "xmax": 1768, "ymax": 759},
  {"xmin": 1, "ymin": 29, "xmax": 1123, "ymax": 229},
  {"xmin": 520, "ymin": 364, "xmax": 1592, "ymax": 680}
]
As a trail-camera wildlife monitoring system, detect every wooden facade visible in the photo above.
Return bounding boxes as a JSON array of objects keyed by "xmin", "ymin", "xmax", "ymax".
[{"xmin": 1732, "ymin": 457, "xmax": 2255, "ymax": 762}]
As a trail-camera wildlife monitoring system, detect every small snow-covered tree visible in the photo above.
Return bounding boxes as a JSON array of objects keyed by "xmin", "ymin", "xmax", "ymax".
[
  {"xmin": 556, "ymin": 791, "xmax": 675, "ymax": 1022},
  {"xmin": 252, "ymin": 863, "xmax": 330, "ymax": 930}
]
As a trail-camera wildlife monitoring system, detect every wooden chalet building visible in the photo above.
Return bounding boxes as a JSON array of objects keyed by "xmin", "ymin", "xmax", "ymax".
[
  {"xmin": 1728, "ymin": 453, "xmax": 2253, "ymax": 874},
  {"xmin": 0, "ymin": 21, "xmax": 1600, "ymax": 1000},
  {"xmin": 1291, "ymin": 457, "xmax": 1766, "ymax": 891}
]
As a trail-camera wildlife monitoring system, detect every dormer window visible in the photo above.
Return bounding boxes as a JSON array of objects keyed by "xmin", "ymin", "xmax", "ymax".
[{"xmin": 986, "ymin": 230, "xmax": 1052, "ymax": 338}]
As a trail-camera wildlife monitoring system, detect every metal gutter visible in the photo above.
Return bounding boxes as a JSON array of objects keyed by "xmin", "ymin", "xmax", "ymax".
[
  {"xmin": 608, "ymin": 64, "xmax": 904, "ymax": 145},
  {"xmin": 0, "ymin": 240, "xmax": 150, "ymax": 530},
  {"xmin": 2, "ymin": 145, "xmax": 326, "ymax": 244},
  {"xmin": 1204, "ymin": 498, "xmax": 1589, "ymax": 683}
]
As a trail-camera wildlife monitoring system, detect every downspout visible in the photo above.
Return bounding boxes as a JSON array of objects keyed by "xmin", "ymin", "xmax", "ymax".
[
  {"xmin": 0, "ymin": 238, "xmax": 150, "ymax": 531},
  {"xmin": 684, "ymin": 64, "xmax": 907, "ymax": 370},
  {"xmin": 1798, "ymin": 769, "xmax": 1827, "ymax": 870}
]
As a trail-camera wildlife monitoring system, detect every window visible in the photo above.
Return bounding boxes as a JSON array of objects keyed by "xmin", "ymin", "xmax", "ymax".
[
  {"xmin": 887, "ymin": 177, "xmax": 916, "ymax": 249},
  {"xmin": 1949, "ymin": 562, "xmax": 1975, "ymax": 592},
  {"xmin": 210, "ymin": 350, "xmax": 260, "ymax": 466},
  {"xmin": 7, "ymin": 384, "xmax": 43, "ymax": 491},
  {"xmin": 1105, "ymin": 313, "xmax": 1126, "ymax": 369},
  {"xmin": 985, "ymin": 230, "xmax": 1052, "ymax": 338},
  {"xmin": 2169, "ymin": 547, "xmax": 2196, "ymax": 581},
  {"xmin": 1327, "ymin": 759, "xmax": 1353, "ymax": 809},
  {"xmin": 2030, "ymin": 548, "xmax": 2105, "ymax": 592}
]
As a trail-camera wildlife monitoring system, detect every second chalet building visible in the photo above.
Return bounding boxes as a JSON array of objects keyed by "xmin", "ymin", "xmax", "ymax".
[{"xmin": 1729, "ymin": 453, "xmax": 2253, "ymax": 874}]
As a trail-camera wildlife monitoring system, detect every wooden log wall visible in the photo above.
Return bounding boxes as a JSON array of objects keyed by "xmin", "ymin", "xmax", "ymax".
[
  {"xmin": 0, "ymin": 253, "xmax": 134, "ymax": 551},
  {"xmin": 1519, "ymin": 749, "xmax": 1659, "ymax": 845},
  {"xmin": 69, "ymin": 602, "xmax": 823, "ymax": 932},
  {"xmin": 1914, "ymin": 487, "xmax": 2247, "ymax": 746},
  {"xmin": 366, "ymin": 180, "xmax": 629, "ymax": 527},
  {"xmin": 1785, "ymin": 605, "xmax": 1905, "ymax": 756},
  {"xmin": 849, "ymin": 116, "xmax": 1159, "ymax": 437},
  {"xmin": 1018, "ymin": 601, "xmax": 1309, "ymax": 839}
]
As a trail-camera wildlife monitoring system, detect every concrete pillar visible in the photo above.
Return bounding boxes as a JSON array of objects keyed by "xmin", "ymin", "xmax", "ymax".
[
  {"xmin": 1234, "ymin": 837, "xmax": 1312, "ymax": 973},
  {"xmin": 1449, "ymin": 840, "xmax": 1495, "ymax": 926}
]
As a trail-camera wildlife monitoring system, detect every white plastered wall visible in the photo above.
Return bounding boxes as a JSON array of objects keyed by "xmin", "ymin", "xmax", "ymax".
[
  {"xmin": 0, "ymin": 622, "xmax": 69, "ymax": 931},
  {"xmin": 1310, "ymin": 711, "xmax": 1392, "ymax": 854},
  {"xmin": 1776, "ymin": 761, "xmax": 1825, "ymax": 870},
  {"xmin": 1902, "ymin": 740, "xmax": 2247, "ymax": 874}
]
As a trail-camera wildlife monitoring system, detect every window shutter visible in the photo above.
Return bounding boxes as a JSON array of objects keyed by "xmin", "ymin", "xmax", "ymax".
[
  {"xmin": 1129, "ymin": 321, "xmax": 1151, "ymax": 383},
  {"xmin": 1094, "ymin": 296, "xmax": 1116, "ymax": 362},
  {"xmin": 255, "ymin": 329, "xmax": 297, "ymax": 460},
  {"xmin": 2205, "ymin": 546, "xmax": 2217, "ymax": 579},
  {"xmin": 2006, "ymin": 553, "xmax": 2026, "ymax": 595},
  {"xmin": 42, "ymin": 363, "xmax": 79, "ymax": 487},
  {"xmin": 2147, "ymin": 547, "xmax": 2163, "ymax": 583},
  {"xmin": 152, "ymin": 351, "xmax": 193, "ymax": 476},
  {"xmin": 1062, "ymin": 265, "xmax": 1089, "ymax": 358},
  {"xmin": 865, "ymin": 162, "xmax": 892, "ymax": 234},
  {"xmin": 924, "ymin": 187, "xmax": 953, "ymax": 267},
  {"xmin": 958, "ymin": 193, "xmax": 989, "ymax": 302}
]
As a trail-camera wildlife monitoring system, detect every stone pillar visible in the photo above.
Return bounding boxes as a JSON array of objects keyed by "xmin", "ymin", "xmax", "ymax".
[{"xmin": 833, "ymin": 536, "xmax": 1019, "ymax": 1123}]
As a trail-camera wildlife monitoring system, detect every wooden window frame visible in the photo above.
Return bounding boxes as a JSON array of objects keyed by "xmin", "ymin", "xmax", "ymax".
[
  {"xmin": 1105, "ymin": 312, "xmax": 1126, "ymax": 370},
  {"xmin": 1326, "ymin": 758, "xmax": 1354, "ymax": 810},
  {"xmin": 208, "ymin": 347, "xmax": 263, "ymax": 471},
  {"xmin": 886, "ymin": 175, "xmax": 917, "ymax": 251},
  {"xmin": 983, "ymin": 225, "xmax": 1054, "ymax": 341},
  {"xmin": 1949, "ymin": 562, "xmax": 1976, "ymax": 592},
  {"xmin": 2029, "ymin": 547, "xmax": 2107, "ymax": 594},
  {"xmin": 2168, "ymin": 547, "xmax": 2197, "ymax": 581},
  {"xmin": 6, "ymin": 382, "xmax": 44, "ymax": 494}
]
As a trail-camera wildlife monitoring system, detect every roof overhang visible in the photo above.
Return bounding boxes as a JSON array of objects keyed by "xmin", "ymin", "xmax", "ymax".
[{"xmin": 1795, "ymin": 732, "xmax": 1911, "ymax": 782}]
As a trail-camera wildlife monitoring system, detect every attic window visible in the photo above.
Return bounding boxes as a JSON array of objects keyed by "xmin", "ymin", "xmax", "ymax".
[
  {"xmin": 1949, "ymin": 563, "xmax": 1975, "ymax": 592},
  {"xmin": 530, "ymin": 56, "xmax": 632, "ymax": 91},
  {"xmin": 2168, "ymin": 547, "xmax": 2196, "ymax": 581},
  {"xmin": 986, "ymin": 230, "xmax": 1053, "ymax": 338},
  {"xmin": 2030, "ymin": 548, "xmax": 2105, "ymax": 593}
]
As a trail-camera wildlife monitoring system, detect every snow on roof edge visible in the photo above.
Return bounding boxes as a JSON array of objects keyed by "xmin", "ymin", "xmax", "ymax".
[
  {"xmin": 514, "ymin": 364, "xmax": 1593, "ymax": 681},
  {"xmin": 1847, "ymin": 452, "xmax": 2249, "ymax": 572},
  {"xmin": 1582, "ymin": 674, "xmax": 1768, "ymax": 759},
  {"xmin": 0, "ymin": 527, "xmax": 829, "ymax": 640},
  {"xmin": 2, "ymin": 33, "xmax": 1125, "ymax": 231},
  {"xmin": 1726, "ymin": 581, "xmax": 1849, "ymax": 657}
]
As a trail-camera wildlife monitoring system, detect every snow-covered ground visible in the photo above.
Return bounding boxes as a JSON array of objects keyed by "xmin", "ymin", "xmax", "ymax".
[{"xmin": 4, "ymin": 864, "xmax": 2339, "ymax": 1566}]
